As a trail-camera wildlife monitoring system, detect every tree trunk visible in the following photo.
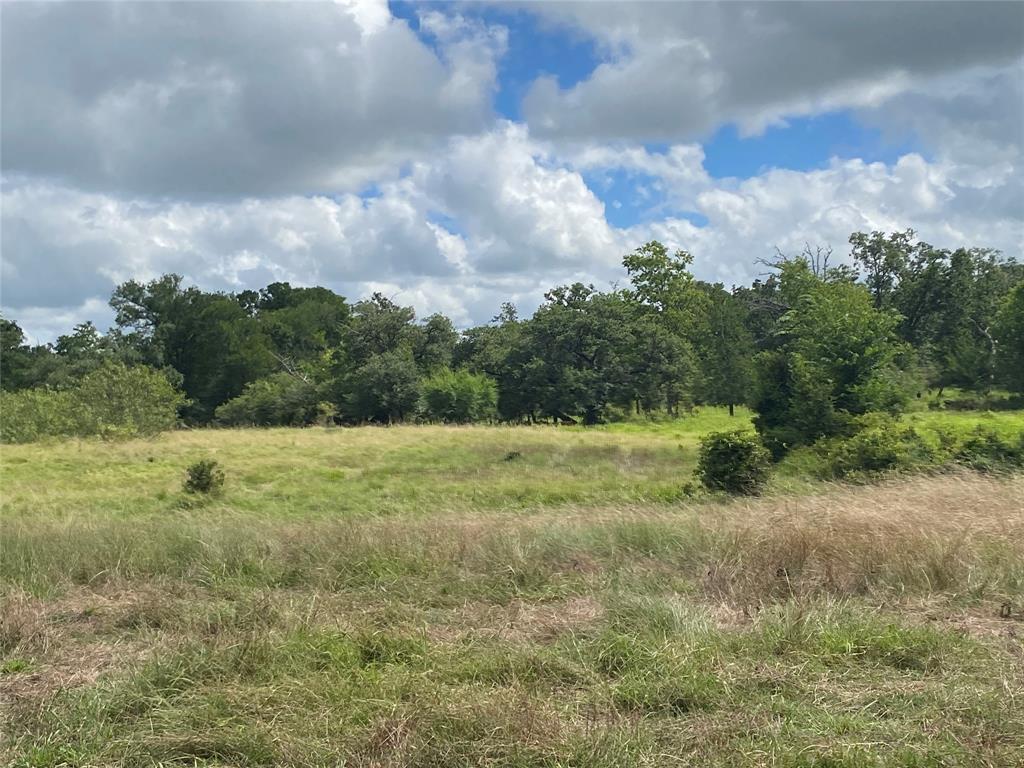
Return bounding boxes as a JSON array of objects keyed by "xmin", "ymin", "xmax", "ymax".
[{"xmin": 728, "ymin": 402, "xmax": 735, "ymax": 417}]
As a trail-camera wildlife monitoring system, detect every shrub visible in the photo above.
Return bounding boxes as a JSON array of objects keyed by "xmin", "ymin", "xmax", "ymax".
[
  {"xmin": 0, "ymin": 362, "xmax": 184, "ymax": 443},
  {"xmin": 815, "ymin": 415, "xmax": 940, "ymax": 479},
  {"xmin": 215, "ymin": 373, "xmax": 319, "ymax": 427},
  {"xmin": 183, "ymin": 459, "xmax": 225, "ymax": 494},
  {"xmin": 73, "ymin": 362, "xmax": 185, "ymax": 437},
  {"xmin": 0, "ymin": 389, "xmax": 77, "ymax": 443},
  {"xmin": 419, "ymin": 368, "xmax": 498, "ymax": 423},
  {"xmin": 315, "ymin": 401, "xmax": 337, "ymax": 427},
  {"xmin": 343, "ymin": 350, "xmax": 421, "ymax": 423},
  {"xmin": 697, "ymin": 430, "xmax": 772, "ymax": 495},
  {"xmin": 953, "ymin": 427, "xmax": 1024, "ymax": 473}
]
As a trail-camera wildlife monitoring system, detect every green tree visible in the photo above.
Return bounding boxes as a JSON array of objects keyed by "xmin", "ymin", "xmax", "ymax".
[
  {"xmin": 752, "ymin": 261, "xmax": 910, "ymax": 455},
  {"xmin": 752, "ymin": 351, "xmax": 837, "ymax": 457},
  {"xmin": 344, "ymin": 349, "xmax": 421, "ymax": 423},
  {"xmin": 849, "ymin": 229, "xmax": 915, "ymax": 309},
  {"xmin": 623, "ymin": 241, "xmax": 708, "ymax": 342},
  {"xmin": 931, "ymin": 248, "xmax": 1018, "ymax": 393},
  {"xmin": 412, "ymin": 314, "xmax": 458, "ymax": 372},
  {"xmin": 339, "ymin": 293, "xmax": 416, "ymax": 368},
  {"xmin": 456, "ymin": 305, "xmax": 543, "ymax": 422},
  {"xmin": 994, "ymin": 283, "xmax": 1024, "ymax": 394},
  {"xmin": 0, "ymin": 317, "xmax": 35, "ymax": 391},
  {"xmin": 253, "ymin": 284, "xmax": 350, "ymax": 363},
  {"xmin": 110, "ymin": 277, "xmax": 276, "ymax": 420},
  {"xmin": 695, "ymin": 284, "xmax": 756, "ymax": 415},
  {"xmin": 419, "ymin": 368, "xmax": 497, "ymax": 423}
]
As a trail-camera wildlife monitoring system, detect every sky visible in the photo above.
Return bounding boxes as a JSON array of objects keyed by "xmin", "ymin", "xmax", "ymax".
[{"xmin": 2, "ymin": 0, "xmax": 1023, "ymax": 342}]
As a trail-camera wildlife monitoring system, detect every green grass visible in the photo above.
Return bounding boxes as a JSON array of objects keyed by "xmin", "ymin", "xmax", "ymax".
[
  {"xmin": 905, "ymin": 408, "xmax": 1024, "ymax": 438},
  {"xmin": 2, "ymin": 410, "xmax": 1023, "ymax": 766},
  {"xmin": 0, "ymin": 418, "xmax": 717, "ymax": 522},
  {"xmin": 3, "ymin": 406, "xmax": 1019, "ymax": 523}
]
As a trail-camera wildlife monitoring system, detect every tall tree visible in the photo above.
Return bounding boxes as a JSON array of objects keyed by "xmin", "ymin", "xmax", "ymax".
[
  {"xmin": 0, "ymin": 317, "xmax": 36, "ymax": 391},
  {"xmin": 753, "ymin": 259, "xmax": 910, "ymax": 454},
  {"xmin": 849, "ymin": 229, "xmax": 915, "ymax": 309},
  {"xmin": 695, "ymin": 283, "xmax": 756, "ymax": 416},
  {"xmin": 994, "ymin": 283, "xmax": 1024, "ymax": 394}
]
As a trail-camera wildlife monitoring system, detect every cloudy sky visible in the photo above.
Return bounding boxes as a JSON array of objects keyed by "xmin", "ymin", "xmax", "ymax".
[{"xmin": 2, "ymin": 0, "xmax": 1022, "ymax": 341}]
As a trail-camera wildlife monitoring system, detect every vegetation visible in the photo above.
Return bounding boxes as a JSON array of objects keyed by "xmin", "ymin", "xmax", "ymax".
[
  {"xmin": 1, "ymin": 228, "xmax": 1022, "ymax": 765},
  {"xmin": 696, "ymin": 430, "xmax": 771, "ymax": 495},
  {"xmin": 419, "ymin": 368, "xmax": 497, "ymax": 423},
  {"xmin": 1, "ymin": 421, "xmax": 1022, "ymax": 765},
  {"xmin": 0, "ymin": 362, "xmax": 184, "ymax": 443},
  {"xmin": 2, "ymin": 230, "xmax": 1020, "ymax": 444},
  {"xmin": 182, "ymin": 459, "xmax": 226, "ymax": 495}
]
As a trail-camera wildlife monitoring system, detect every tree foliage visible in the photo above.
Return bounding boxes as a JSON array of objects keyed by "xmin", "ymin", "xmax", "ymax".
[
  {"xmin": 419, "ymin": 368, "xmax": 497, "ymax": 423},
  {"xmin": 3, "ymin": 230, "xmax": 1020, "ymax": 443},
  {"xmin": 1, "ymin": 362, "xmax": 184, "ymax": 442}
]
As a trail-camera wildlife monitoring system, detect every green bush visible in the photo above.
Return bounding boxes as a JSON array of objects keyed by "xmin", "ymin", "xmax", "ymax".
[
  {"xmin": 0, "ymin": 362, "xmax": 184, "ymax": 443},
  {"xmin": 183, "ymin": 459, "xmax": 225, "ymax": 494},
  {"xmin": 815, "ymin": 415, "xmax": 939, "ymax": 479},
  {"xmin": 73, "ymin": 362, "xmax": 185, "ymax": 437},
  {"xmin": 343, "ymin": 349, "xmax": 421, "ymax": 423},
  {"xmin": 953, "ymin": 427, "xmax": 1024, "ymax": 473},
  {"xmin": 697, "ymin": 430, "xmax": 772, "ymax": 495},
  {"xmin": 419, "ymin": 368, "xmax": 498, "ymax": 423},
  {"xmin": 752, "ymin": 351, "xmax": 838, "ymax": 458},
  {"xmin": 215, "ymin": 373, "xmax": 319, "ymax": 427},
  {"xmin": 0, "ymin": 389, "xmax": 77, "ymax": 443}
]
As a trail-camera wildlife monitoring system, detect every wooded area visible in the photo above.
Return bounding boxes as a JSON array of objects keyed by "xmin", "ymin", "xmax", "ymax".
[{"xmin": 2, "ymin": 230, "xmax": 1022, "ymax": 447}]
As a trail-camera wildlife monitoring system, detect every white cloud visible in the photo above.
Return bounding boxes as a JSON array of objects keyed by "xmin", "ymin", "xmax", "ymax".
[
  {"xmin": 522, "ymin": 2, "xmax": 1024, "ymax": 144},
  {"xmin": 5, "ymin": 126, "xmax": 1021, "ymax": 341},
  {"xmin": 0, "ymin": 1, "xmax": 506, "ymax": 198},
  {"xmin": 622, "ymin": 151, "xmax": 1022, "ymax": 288},
  {"xmin": 1, "ymin": 2, "xmax": 1020, "ymax": 343}
]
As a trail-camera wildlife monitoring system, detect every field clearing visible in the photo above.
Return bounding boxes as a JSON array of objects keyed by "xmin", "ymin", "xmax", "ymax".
[
  {"xmin": 2, "ymin": 413, "xmax": 1023, "ymax": 766},
  {"xmin": 2, "ymin": 407, "xmax": 1022, "ymax": 522}
]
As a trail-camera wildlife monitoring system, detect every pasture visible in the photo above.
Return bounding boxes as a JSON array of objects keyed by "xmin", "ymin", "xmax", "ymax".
[{"xmin": 2, "ymin": 409, "xmax": 1023, "ymax": 767}]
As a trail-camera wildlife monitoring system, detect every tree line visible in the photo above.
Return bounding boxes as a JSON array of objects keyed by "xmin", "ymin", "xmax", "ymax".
[{"xmin": 2, "ymin": 230, "xmax": 1022, "ymax": 450}]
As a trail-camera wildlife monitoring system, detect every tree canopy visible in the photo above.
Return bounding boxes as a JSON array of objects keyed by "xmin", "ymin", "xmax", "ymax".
[{"xmin": 2, "ymin": 230, "xmax": 1020, "ymax": 442}]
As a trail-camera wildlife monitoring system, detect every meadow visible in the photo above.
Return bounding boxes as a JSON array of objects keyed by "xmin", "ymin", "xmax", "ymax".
[{"xmin": 2, "ymin": 408, "xmax": 1023, "ymax": 767}]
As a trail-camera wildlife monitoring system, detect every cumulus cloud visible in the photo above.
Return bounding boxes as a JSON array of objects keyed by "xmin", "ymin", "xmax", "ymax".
[
  {"xmin": 6, "ymin": 125, "xmax": 1021, "ymax": 340},
  {"xmin": 623, "ymin": 151, "xmax": 1023, "ymax": 288},
  {"xmin": 0, "ymin": 0, "xmax": 506, "ymax": 199},
  {"xmin": 1, "ymin": 126, "xmax": 627, "ymax": 336},
  {"xmin": 522, "ymin": 1, "xmax": 1024, "ymax": 142}
]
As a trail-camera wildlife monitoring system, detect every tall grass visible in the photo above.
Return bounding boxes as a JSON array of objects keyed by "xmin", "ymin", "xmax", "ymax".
[
  {"xmin": 3, "ymin": 474, "xmax": 1020, "ymax": 602},
  {"xmin": 2, "ymin": 417, "xmax": 1022, "ymax": 767}
]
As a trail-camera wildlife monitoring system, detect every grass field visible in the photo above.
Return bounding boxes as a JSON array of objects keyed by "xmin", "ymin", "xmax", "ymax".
[{"xmin": 2, "ymin": 409, "xmax": 1023, "ymax": 766}]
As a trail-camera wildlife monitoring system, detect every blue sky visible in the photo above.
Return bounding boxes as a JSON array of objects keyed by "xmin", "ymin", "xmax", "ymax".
[{"xmin": 1, "ymin": 0, "xmax": 1021, "ymax": 340}]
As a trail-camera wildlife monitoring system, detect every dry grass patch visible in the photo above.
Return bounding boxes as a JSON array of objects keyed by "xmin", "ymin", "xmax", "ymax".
[{"xmin": 1, "ymin": 459, "xmax": 1022, "ymax": 765}]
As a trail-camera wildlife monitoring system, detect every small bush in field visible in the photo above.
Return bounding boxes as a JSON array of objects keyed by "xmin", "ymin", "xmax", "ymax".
[
  {"xmin": 697, "ymin": 431, "xmax": 771, "ymax": 495},
  {"xmin": 183, "ymin": 459, "xmax": 225, "ymax": 495}
]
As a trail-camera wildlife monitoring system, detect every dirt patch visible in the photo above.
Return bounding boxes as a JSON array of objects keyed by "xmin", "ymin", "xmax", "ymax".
[
  {"xmin": 0, "ymin": 584, "xmax": 188, "ymax": 715},
  {"xmin": 429, "ymin": 595, "xmax": 605, "ymax": 643},
  {"xmin": 1, "ymin": 637, "xmax": 148, "ymax": 710}
]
